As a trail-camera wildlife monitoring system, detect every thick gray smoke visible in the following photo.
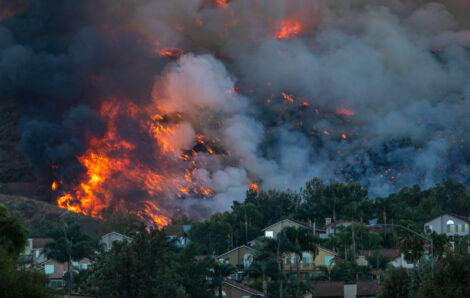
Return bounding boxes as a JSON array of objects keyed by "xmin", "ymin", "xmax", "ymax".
[{"xmin": 2, "ymin": 0, "xmax": 470, "ymax": 219}]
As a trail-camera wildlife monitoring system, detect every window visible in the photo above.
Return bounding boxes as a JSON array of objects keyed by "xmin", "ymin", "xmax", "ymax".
[
  {"xmin": 80, "ymin": 264, "xmax": 88, "ymax": 270},
  {"xmin": 447, "ymin": 220, "xmax": 455, "ymax": 233},
  {"xmin": 45, "ymin": 264, "xmax": 54, "ymax": 274},
  {"xmin": 265, "ymin": 231, "xmax": 274, "ymax": 238},
  {"xmin": 301, "ymin": 252, "xmax": 311, "ymax": 263},
  {"xmin": 243, "ymin": 253, "xmax": 253, "ymax": 269},
  {"xmin": 465, "ymin": 224, "xmax": 469, "ymax": 233},
  {"xmin": 425, "ymin": 225, "xmax": 432, "ymax": 233},
  {"xmin": 325, "ymin": 256, "xmax": 334, "ymax": 266}
]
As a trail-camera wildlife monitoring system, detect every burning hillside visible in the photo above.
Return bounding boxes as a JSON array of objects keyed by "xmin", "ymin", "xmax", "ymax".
[{"xmin": 3, "ymin": 0, "xmax": 470, "ymax": 226}]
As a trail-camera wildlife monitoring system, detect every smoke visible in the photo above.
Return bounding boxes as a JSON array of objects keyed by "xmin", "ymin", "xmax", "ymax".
[{"xmin": 2, "ymin": 0, "xmax": 470, "ymax": 221}]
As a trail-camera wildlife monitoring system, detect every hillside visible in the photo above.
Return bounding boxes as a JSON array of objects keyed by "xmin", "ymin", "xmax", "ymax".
[{"xmin": 0, "ymin": 193, "xmax": 110, "ymax": 238}]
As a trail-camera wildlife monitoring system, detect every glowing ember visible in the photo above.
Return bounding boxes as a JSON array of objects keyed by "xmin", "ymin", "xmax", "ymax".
[
  {"xmin": 341, "ymin": 133, "xmax": 347, "ymax": 139},
  {"xmin": 281, "ymin": 92, "xmax": 294, "ymax": 103},
  {"xmin": 275, "ymin": 19, "xmax": 303, "ymax": 39},
  {"xmin": 158, "ymin": 47, "xmax": 185, "ymax": 58},
  {"xmin": 323, "ymin": 130, "xmax": 329, "ymax": 135},
  {"xmin": 336, "ymin": 105, "xmax": 355, "ymax": 116},
  {"xmin": 51, "ymin": 181, "xmax": 58, "ymax": 191}
]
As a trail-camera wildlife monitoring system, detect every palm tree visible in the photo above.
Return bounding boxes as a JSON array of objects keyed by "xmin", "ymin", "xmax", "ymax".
[
  {"xmin": 211, "ymin": 261, "xmax": 236, "ymax": 298},
  {"xmin": 282, "ymin": 226, "xmax": 319, "ymax": 280},
  {"xmin": 398, "ymin": 233, "xmax": 424, "ymax": 266},
  {"xmin": 43, "ymin": 217, "xmax": 94, "ymax": 296},
  {"xmin": 249, "ymin": 240, "xmax": 282, "ymax": 298}
]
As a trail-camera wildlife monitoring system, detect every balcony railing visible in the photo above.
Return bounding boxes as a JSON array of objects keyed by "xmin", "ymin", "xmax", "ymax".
[{"xmin": 283, "ymin": 262, "xmax": 316, "ymax": 271}]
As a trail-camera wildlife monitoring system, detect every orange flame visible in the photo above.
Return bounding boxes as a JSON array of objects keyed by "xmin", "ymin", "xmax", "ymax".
[
  {"xmin": 158, "ymin": 47, "xmax": 185, "ymax": 58},
  {"xmin": 275, "ymin": 19, "xmax": 303, "ymax": 39},
  {"xmin": 281, "ymin": 92, "xmax": 294, "ymax": 103},
  {"xmin": 54, "ymin": 100, "xmax": 213, "ymax": 228},
  {"xmin": 336, "ymin": 105, "xmax": 355, "ymax": 116},
  {"xmin": 51, "ymin": 181, "xmax": 58, "ymax": 191}
]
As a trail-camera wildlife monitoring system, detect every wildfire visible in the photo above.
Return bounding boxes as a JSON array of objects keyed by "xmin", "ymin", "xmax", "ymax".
[
  {"xmin": 158, "ymin": 47, "xmax": 185, "ymax": 58},
  {"xmin": 275, "ymin": 18, "xmax": 303, "ymax": 39},
  {"xmin": 54, "ymin": 100, "xmax": 214, "ymax": 228},
  {"xmin": 250, "ymin": 183, "xmax": 259, "ymax": 192},
  {"xmin": 51, "ymin": 181, "xmax": 58, "ymax": 191},
  {"xmin": 281, "ymin": 92, "xmax": 294, "ymax": 103},
  {"xmin": 336, "ymin": 105, "xmax": 355, "ymax": 116}
]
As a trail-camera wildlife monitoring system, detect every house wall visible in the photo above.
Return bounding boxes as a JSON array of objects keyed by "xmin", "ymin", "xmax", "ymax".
[
  {"xmin": 424, "ymin": 215, "xmax": 469, "ymax": 237},
  {"xmin": 264, "ymin": 220, "xmax": 304, "ymax": 239},
  {"xmin": 389, "ymin": 254, "xmax": 415, "ymax": 269},
  {"xmin": 100, "ymin": 233, "xmax": 130, "ymax": 251},
  {"xmin": 220, "ymin": 247, "xmax": 255, "ymax": 268},
  {"xmin": 283, "ymin": 248, "xmax": 336, "ymax": 273}
]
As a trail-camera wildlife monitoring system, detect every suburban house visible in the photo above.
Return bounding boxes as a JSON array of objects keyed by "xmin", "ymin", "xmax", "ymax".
[
  {"xmin": 217, "ymin": 245, "xmax": 257, "ymax": 281},
  {"xmin": 219, "ymin": 280, "xmax": 263, "ymax": 298},
  {"xmin": 306, "ymin": 280, "xmax": 378, "ymax": 298},
  {"xmin": 262, "ymin": 219, "xmax": 326, "ymax": 239},
  {"xmin": 424, "ymin": 214, "xmax": 470, "ymax": 237},
  {"xmin": 324, "ymin": 220, "xmax": 362, "ymax": 237},
  {"xmin": 43, "ymin": 258, "xmax": 92, "ymax": 288},
  {"xmin": 19, "ymin": 238, "xmax": 52, "ymax": 267},
  {"xmin": 100, "ymin": 231, "xmax": 132, "ymax": 252},
  {"xmin": 356, "ymin": 249, "xmax": 414, "ymax": 271},
  {"xmin": 164, "ymin": 224, "xmax": 191, "ymax": 247},
  {"xmin": 283, "ymin": 246, "xmax": 337, "ymax": 278}
]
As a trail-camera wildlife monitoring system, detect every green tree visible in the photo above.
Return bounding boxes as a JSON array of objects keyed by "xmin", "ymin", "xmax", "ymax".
[
  {"xmin": 43, "ymin": 217, "xmax": 94, "ymax": 296},
  {"xmin": 189, "ymin": 219, "xmax": 232, "ymax": 255},
  {"xmin": 0, "ymin": 205, "xmax": 49, "ymax": 298},
  {"xmin": 282, "ymin": 226, "xmax": 318, "ymax": 280},
  {"xmin": 211, "ymin": 261, "xmax": 236, "ymax": 298},
  {"xmin": 0, "ymin": 204, "xmax": 29, "ymax": 256},
  {"xmin": 417, "ymin": 253, "xmax": 470, "ymax": 298},
  {"xmin": 377, "ymin": 267, "xmax": 411, "ymax": 298}
]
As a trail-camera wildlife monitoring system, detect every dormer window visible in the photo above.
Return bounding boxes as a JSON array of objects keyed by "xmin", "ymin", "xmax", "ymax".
[
  {"xmin": 265, "ymin": 231, "xmax": 273, "ymax": 238},
  {"xmin": 446, "ymin": 220, "xmax": 455, "ymax": 233}
]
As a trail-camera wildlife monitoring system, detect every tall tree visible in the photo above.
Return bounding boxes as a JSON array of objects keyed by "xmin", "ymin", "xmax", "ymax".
[
  {"xmin": 43, "ymin": 217, "xmax": 94, "ymax": 296},
  {"xmin": 0, "ymin": 204, "xmax": 29, "ymax": 257},
  {"xmin": 211, "ymin": 261, "xmax": 236, "ymax": 298},
  {"xmin": 377, "ymin": 267, "xmax": 411, "ymax": 298}
]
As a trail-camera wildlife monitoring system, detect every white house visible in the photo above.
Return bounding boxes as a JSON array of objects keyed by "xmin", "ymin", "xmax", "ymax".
[
  {"xmin": 100, "ymin": 232, "xmax": 132, "ymax": 252},
  {"xmin": 424, "ymin": 214, "xmax": 470, "ymax": 237}
]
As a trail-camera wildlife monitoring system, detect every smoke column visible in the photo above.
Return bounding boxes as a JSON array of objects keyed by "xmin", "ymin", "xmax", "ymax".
[{"xmin": 2, "ymin": 0, "xmax": 470, "ymax": 224}]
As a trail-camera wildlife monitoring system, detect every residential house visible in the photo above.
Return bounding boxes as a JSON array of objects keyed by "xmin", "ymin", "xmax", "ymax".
[
  {"xmin": 262, "ymin": 219, "xmax": 326, "ymax": 239},
  {"xmin": 217, "ymin": 245, "xmax": 257, "ymax": 281},
  {"xmin": 100, "ymin": 231, "xmax": 132, "ymax": 252},
  {"xmin": 306, "ymin": 280, "xmax": 378, "ymax": 298},
  {"xmin": 356, "ymin": 249, "xmax": 414, "ymax": 274},
  {"xmin": 424, "ymin": 214, "xmax": 470, "ymax": 238},
  {"xmin": 164, "ymin": 224, "xmax": 191, "ymax": 247},
  {"xmin": 324, "ymin": 220, "xmax": 362, "ymax": 237},
  {"xmin": 219, "ymin": 280, "xmax": 263, "ymax": 298},
  {"xmin": 43, "ymin": 258, "xmax": 92, "ymax": 288},
  {"xmin": 283, "ymin": 246, "xmax": 337, "ymax": 279},
  {"xmin": 19, "ymin": 238, "xmax": 52, "ymax": 267}
]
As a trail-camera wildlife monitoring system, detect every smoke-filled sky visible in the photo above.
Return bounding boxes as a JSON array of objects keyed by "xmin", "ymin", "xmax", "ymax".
[{"xmin": 2, "ymin": 0, "xmax": 470, "ymax": 221}]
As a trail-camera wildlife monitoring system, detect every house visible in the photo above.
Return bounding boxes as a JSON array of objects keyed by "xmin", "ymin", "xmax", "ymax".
[
  {"xmin": 283, "ymin": 246, "xmax": 337, "ymax": 279},
  {"xmin": 19, "ymin": 238, "xmax": 52, "ymax": 267},
  {"xmin": 100, "ymin": 232, "xmax": 132, "ymax": 252},
  {"xmin": 43, "ymin": 258, "xmax": 92, "ymax": 288},
  {"xmin": 217, "ymin": 245, "xmax": 257, "ymax": 281},
  {"xmin": 164, "ymin": 224, "xmax": 191, "ymax": 247},
  {"xmin": 324, "ymin": 220, "xmax": 362, "ymax": 237},
  {"xmin": 356, "ymin": 249, "xmax": 414, "ymax": 270},
  {"xmin": 262, "ymin": 219, "xmax": 326, "ymax": 239},
  {"xmin": 307, "ymin": 280, "xmax": 378, "ymax": 298},
  {"xmin": 219, "ymin": 280, "xmax": 264, "ymax": 297},
  {"xmin": 424, "ymin": 214, "xmax": 470, "ymax": 237}
]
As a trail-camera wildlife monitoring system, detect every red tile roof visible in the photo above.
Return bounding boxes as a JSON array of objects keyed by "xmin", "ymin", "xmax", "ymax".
[{"xmin": 223, "ymin": 280, "xmax": 263, "ymax": 296}]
